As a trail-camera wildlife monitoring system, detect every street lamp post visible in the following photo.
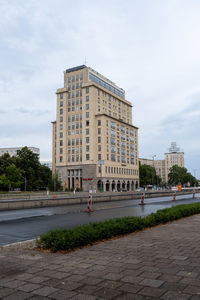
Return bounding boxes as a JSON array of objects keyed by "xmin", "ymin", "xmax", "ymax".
[{"xmin": 152, "ymin": 155, "xmax": 156, "ymax": 186}]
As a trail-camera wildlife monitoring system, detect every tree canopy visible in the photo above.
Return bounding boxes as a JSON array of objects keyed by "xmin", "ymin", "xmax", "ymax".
[
  {"xmin": 0, "ymin": 147, "xmax": 61, "ymax": 191},
  {"xmin": 168, "ymin": 165, "xmax": 198, "ymax": 186},
  {"xmin": 139, "ymin": 164, "xmax": 162, "ymax": 187}
]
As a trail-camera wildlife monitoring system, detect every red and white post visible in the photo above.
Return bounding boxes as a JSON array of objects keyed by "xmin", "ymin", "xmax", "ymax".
[
  {"xmin": 141, "ymin": 192, "xmax": 145, "ymax": 205},
  {"xmin": 173, "ymin": 191, "xmax": 176, "ymax": 201},
  {"xmin": 85, "ymin": 193, "xmax": 93, "ymax": 213}
]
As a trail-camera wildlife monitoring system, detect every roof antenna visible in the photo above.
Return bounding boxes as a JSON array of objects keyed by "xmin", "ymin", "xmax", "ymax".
[{"xmin": 84, "ymin": 57, "xmax": 87, "ymax": 65}]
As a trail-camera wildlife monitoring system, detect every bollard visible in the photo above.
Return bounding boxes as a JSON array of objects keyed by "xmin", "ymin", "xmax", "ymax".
[
  {"xmin": 193, "ymin": 190, "xmax": 195, "ymax": 199},
  {"xmin": 173, "ymin": 191, "xmax": 176, "ymax": 201},
  {"xmin": 85, "ymin": 194, "xmax": 93, "ymax": 213},
  {"xmin": 141, "ymin": 192, "xmax": 145, "ymax": 205}
]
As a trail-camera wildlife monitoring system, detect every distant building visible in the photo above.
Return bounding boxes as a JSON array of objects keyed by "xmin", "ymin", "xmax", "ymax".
[
  {"xmin": 164, "ymin": 142, "xmax": 184, "ymax": 183},
  {"xmin": 139, "ymin": 142, "xmax": 184, "ymax": 184},
  {"xmin": 52, "ymin": 65, "xmax": 139, "ymax": 192},
  {"xmin": 40, "ymin": 161, "xmax": 52, "ymax": 170},
  {"xmin": 0, "ymin": 147, "xmax": 40, "ymax": 158}
]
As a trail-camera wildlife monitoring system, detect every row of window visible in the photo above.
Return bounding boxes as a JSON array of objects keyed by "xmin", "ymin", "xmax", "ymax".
[
  {"xmin": 67, "ymin": 74, "xmax": 83, "ymax": 83},
  {"xmin": 105, "ymin": 166, "xmax": 138, "ymax": 176},
  {"xmin": 89, "ymin": 72, "xmax": 124, "ymax": 98}
]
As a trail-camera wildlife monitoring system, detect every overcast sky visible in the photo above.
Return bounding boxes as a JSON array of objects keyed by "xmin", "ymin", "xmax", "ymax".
[{"xmin": 0, "ymin": 0, "xmax": 200, "ymax": 178}]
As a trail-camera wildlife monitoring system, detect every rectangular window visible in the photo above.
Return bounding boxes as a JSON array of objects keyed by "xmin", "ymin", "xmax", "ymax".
[
  {"xmin": 86, "ymin": 112, "xmax": 89, "ymax": 118},
  {"xmin": 86, "ymin": 154, "xmax": 90, "ymax": 160},
  {"xmin": 72, "ymin": 139, "xmax": 75, "ymax": 146},
  {"xmin": 60, "ymin": 117, "xmax": 63, "ymax": 122},
  {"xmin": 98, "ymin": 154, "xmax": 101, "ymax": 160},
  {"xmin": 98, "ymin": 120, "xmax": 101, "ymax": 126},
  {"xmin": 60, "ymin": 140, "xmax": 63, "ymax": 146},
  {"xmin": 86, "ymin": 137, "xmax": 89, "ymax": 143},
  {"xmin": 86, "ymin": 120, "xmax": 89, "ymax": 126},
  {"xmin": 86, "ymin": 128, "xmax": 89, "ymax": 135},
  {"xmin": 86, "ymin": 145, "xmax": 89, "ymax": 152},
  {"xmin": 60, "ymin": 132, "xmax": 63, "ymax": 138},
  {"xmin": 86, "ymin": 87, "xmax": 89, "ymax": 94},
  {"xmin": 98, "ymin": 128, "xmax": 101, "ymax": 134},
  {"xmin": 86, "ymin": 96, "xmax": 89, "ymax": 102},
  {"xmin": 98, "ymin": 145, "xmax": 101, "ymax": 151},
  {"xmin": 98, "ymin": 137, "xmax": 101, "ymax": 143},
  {"xmin": 86, "ymin": 104, "xmax": 89, "ymax": 110},
  {"xmin": 60, "ymin": 93, "xmax": 63, "ymax": 99},
  {"xmin": 60, "ymin": 156, "xmax": 63, "ymax": 162}
]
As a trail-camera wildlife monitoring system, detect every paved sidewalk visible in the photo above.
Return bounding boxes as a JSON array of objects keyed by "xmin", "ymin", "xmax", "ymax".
[{"xmin": 1, "ymin": 215, "xmax": 200, "ymax": 299}]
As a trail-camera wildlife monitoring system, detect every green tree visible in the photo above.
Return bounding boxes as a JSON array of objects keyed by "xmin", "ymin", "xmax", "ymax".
[
  {"xmin": 139, "ymin": 164, "xmax": 161, "ymax": 186},
  {"xmin": 0, "ymin": 174, "xmax": 9, "ymax": 191},
  {"xmin": 48, "ymin": 173, "xmax": 62, "ymax": 191},
  {"xmin": 16, "ymin": 147, "xmax": 40, "ymax": 190},
  {"xmin": 168, "ymin": 165, "xmax": 198, "ymax": 186},
  {"xmin": 6, "ymin": 164, "xmax": 22, "ymax": 189}
]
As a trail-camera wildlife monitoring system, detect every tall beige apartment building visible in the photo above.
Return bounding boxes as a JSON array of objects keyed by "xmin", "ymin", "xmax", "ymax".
[
  {"xmin": 52, "ymin": 65, "xmax": 139, "ymax": 192},
  {"xmin": 139, "ymin": 142, "xmax": 184, "ymax": 184}
]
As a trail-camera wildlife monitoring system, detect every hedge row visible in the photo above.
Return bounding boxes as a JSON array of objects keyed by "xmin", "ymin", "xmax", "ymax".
[{"xmin": 36, "ymin": 202, "xmax": 200, "ymax": 252}]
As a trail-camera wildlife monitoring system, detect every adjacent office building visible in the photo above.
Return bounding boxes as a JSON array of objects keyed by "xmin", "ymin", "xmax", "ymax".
[
  {"xmin": 52, "ymin": 65, "xmax": 139, "ymax": 191},
  {"xmin": 139, "ymin": 142, "xmax": 184, "ymax": 184}
]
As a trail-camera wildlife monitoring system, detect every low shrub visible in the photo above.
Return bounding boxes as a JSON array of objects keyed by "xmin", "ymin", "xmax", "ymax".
[{"xmin": 37, "ymin": 202, "xmax": 200, "ymax": 252}]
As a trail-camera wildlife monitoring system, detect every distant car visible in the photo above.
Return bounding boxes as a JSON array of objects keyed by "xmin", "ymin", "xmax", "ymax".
[
  {"xmin": 136, "ymin": 187, "xmax": 144, "ymax": 192},
  {"xmin": 121, "ymin": 188, "xmax": 127, "ymax": 192}
]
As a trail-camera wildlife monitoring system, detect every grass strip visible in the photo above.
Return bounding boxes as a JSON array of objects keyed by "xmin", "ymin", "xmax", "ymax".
[{"xmin": 36, "ymin": 202, "xmax": 200, "ymax": 252}]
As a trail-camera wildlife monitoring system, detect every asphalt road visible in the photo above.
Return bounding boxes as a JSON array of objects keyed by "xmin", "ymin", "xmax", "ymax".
[{"xmin": 0, "ymin": 193, "xmax": 199, "ymax": 246}]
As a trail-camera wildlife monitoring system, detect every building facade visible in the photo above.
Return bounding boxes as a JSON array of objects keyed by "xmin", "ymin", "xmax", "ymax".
[
  {"xmin": 52, "ymin": 65, "xmax": 139, "ymax": 191},
  {"xmin": 164, "ymin": 142, "xmax": 184, "ymax": 183},
  {"xmin": 139, "ymin": 142, "xmax": 184, "ymax": 184},
  {"xmin": 0, "ymin": 147, "xmax": 40, "ymax": 157}
]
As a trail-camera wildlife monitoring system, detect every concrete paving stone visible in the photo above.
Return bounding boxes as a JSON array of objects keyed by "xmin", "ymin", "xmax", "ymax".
[
  {"xmin": 42, "ymin": 278, "xmax": 62, "ymax": 287},
  {"xmin": 121, "ymin": 269, "xmax": 144, "ymax": 277},
  {"xmin": 80, "ymin": 276, "xmax": 104, "ymax": 286},
  {"xmin": 25, "ymin": 275, "xmax": 50, "ymax": 284},
  {"xmin": 66, "ymin": 274, "xmax": 86, "ymax": 282},
  {"xmin": 15, "ymin": 273, "xmax": 34, "ymax": 281},
  {"xmin": 56, "ymin": 280, "xmax": 83, "ymax": 291},
  {"xmin": 71, "ymin": 267, "xmax": 93, "ymax": 275},
  {"xmin": 99, "ymin": 280, "xmax": 123, "ymax": 290},
  {"xmin": 27, "ymin": 295, "xmax": 48, "ymax": 299},
  {"xmin": 32, "ymin": 286, "xmax": 58, "ymax": 297},
  {"xmin": 139, "ymin": 271, "xmax": 161, "ymax": 279},
  {"xmin": 85, "ymin": 269, "xmax": 108, "ymax": 278},
  {"xmin": 49, "ymin": 289, "xmax": 77, "ymax": 299},
  {"xmin": 3, "ymin": 290, "xmax": 30, "ymax": 300},
  {"xmin": 140, "ymin": 266, "xmax": 159, "ymax": 273},
  {"xmin": 190, "ymin": 296, "xmax": 200, "ymax": 300},
  {"xmin": 161, "ymin": 290, "xmax": 191, "ymax": 300},
  {"xmin": 138, "ymin": 287, "xmax": 166, "ymax": 298},
  {"xmin": 183, "ymin": 285, "xmax": 200, "ymax": 295},
  {"xmin": 121, "ymin": 276, "xmax": 144, "ymax": 284},
  {"xmin": 0, "ymin": 288, "xmax": 15, "ymax": 298},
  {"xmin": 180, "ymin": 277, "xmax": 200, "ymax": 287},
  {"xmin": 114, "ymin": 292, "xmax": 143, "ymax": 300},
  {"xmin": 161, "ymin": 282, "xmax": 187, "ymax": 292},
  {"xmin": 76, "ymin": 284, "xmax": 102, "ymax": 294},
  {"xmin": 93, "ymin": 287, "xmax": 123, "ymax": 299},
  {"xmin": 117, "ymin": 283, "xmax": 143, "ymax": 294},
  {"xmin": 177, "ymin": 270, "xmax": 199, "ymax": 278},
  {"xmin": 103, "ymin": 272, "xmax": 123, "ymax": 281},
  {"xmin": 70, "ymin": 293, "xmax": 101, "ymax": 300},
  {"xmin": 0, "ymin": 279, "xmax": 26, "ymax": 289},
  {"xmin": 139, "ymin": 278, "xmax": 164, "ymax": 288},
  {"xmin": 48, "ymin": 271, "xmax": 70, "ymax": 280},
  {"xmin": 35, "ymin": 270, "xmax": 55, "ymax": 277},
  {"xmin": 26, "ymin": 267, "xmax": 43, "ymax": 274},
  {"xmin": 157, "ymin": 274, "xmax": 182, "ymax": 283},
  {"xmin": 18, "ymin": 283, "xmax": 41, "ymax": 292}
]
